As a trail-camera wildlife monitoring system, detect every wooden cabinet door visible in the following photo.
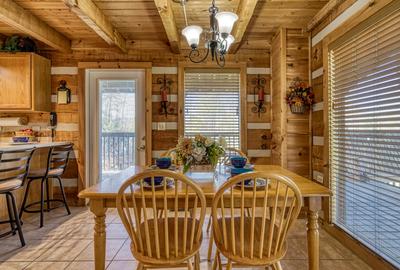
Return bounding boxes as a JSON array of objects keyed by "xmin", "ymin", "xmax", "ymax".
[{"xmin": 0, "ymin": 55, "xmax": 31, "ymax": 110}]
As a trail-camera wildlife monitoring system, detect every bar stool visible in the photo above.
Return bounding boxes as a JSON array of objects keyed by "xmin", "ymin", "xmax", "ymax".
[
  {"xmin": 20, "ymin": 144, "xmax": 73, "ymax": 228},
  {"xmin": 0, "ymin": 148, "xmax": 34, "ymax": 247}
]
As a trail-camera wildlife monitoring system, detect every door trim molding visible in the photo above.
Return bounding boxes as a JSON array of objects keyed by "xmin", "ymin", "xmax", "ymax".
[{"xmin": 78, "ymin": 62, "xmax": 152, "ymax": 190}]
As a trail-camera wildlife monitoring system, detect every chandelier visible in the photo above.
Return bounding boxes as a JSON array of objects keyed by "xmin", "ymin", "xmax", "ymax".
[{"xmin": 180, "ymin": 0, "xmax": 238, "ymax": 67}]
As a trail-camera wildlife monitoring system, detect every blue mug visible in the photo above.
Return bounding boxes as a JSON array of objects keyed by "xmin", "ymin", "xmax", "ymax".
[
  {"xmin": 230, "ymin": 156, "xmax": 247, "ymax": 168},
  {"xmin": 156, "ymin": 157, "xmax": 172, "ymax": 169}
]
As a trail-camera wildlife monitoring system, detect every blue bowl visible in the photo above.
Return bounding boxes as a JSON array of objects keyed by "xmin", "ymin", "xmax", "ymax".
[
  {"xmin": 230, "ymin": 156, "xmax": 247, "ymax": 168},
  {"xmin": 231, "ymin": 167, "xmax": 253, "ymax": 185},
  {"xmin": 144, "ymin": 176, "xmax": 164, "ymax": 186},
  {"xmin": 156, "ymin": 157, "xmax": 172, "ymax": 169}
]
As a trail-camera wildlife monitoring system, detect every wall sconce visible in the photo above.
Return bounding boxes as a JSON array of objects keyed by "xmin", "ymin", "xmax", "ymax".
[
  {"xmin": 251, "ymin": 75, "xmax": 267, "ymax": 117},
  {"xmin": 57, "ymin": 80, "xmax": 71, "ymax": 104},
  {"xmin": 157, "ymin": 74, "xmax": 175, "ymax": 117}
]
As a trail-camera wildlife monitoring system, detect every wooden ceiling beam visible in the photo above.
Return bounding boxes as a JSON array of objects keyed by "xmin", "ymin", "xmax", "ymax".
[
  {"xmin": 64, "ymin": 0, "xmax": 127, "ymax": 53},
  {"xmin": 229, "ymin": 0, "xmax": 259, "ymax": 54},
  {"xmin": 0, "ymin": 0, "xmax": 70, "ymax": 52},
  {"xmin": 307, "ymin": 0, "xmax": 344, "ymax": 31},
  {"xmin": 154, "ymin": 0, "xmax": 180, "ymax": 54}
]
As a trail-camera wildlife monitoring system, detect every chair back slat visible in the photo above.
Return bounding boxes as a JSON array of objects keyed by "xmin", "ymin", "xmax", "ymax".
[
  {"xmin": 116, "ymin": 170, "xmax": 206, "ymax": 265},
  {"xmin": 46, "ymin": 144, "xmax": 73, "ymax": 175},
  {"xmin": 211, "ymin": 172, "xmax": 302, "ymax": 265},
  {"xmin": 0, "ymin": 148, "xmax": 34, "ymax": 185}
]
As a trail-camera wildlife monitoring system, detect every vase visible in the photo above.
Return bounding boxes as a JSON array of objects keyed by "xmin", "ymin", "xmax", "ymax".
[{"xmin": 290, "ymin": 104, "xmax": 306, "ymax": 114}]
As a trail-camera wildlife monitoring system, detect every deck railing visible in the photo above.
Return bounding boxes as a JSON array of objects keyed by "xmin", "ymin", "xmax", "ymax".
[{"xmin": 101, "ymin": 132, "xmax": 135, "ymax": 171}]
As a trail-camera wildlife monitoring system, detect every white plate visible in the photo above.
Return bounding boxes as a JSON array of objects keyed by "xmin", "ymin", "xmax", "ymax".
[
  {"xmin": 139, "ymin": 177, "xmax": 174, "ymax": 190},
  {"xmin": 235, "ymin": 178, "xmax": 269, "ymax": 190}
]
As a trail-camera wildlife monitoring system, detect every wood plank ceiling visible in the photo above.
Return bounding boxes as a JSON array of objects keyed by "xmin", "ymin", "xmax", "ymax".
[{"xmin": 0, "ymin": 0, "xmax": 328, "ymax": 53}]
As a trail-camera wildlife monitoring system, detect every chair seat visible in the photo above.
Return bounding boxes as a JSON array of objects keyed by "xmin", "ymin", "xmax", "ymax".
[
  {"xmin": 132, "ymin": 217, "xmax": 202, "ymax": 264},
  {"xmin": 215, "ymin": 216, "xmax": 286, "ymax": 264},
  {"xmin": 0, "ymin": 179, "xmax": 23, "ymax": 192},
  {"xmin": 28, "ymin": 168, "xmax": 64, "ymax": 178}
]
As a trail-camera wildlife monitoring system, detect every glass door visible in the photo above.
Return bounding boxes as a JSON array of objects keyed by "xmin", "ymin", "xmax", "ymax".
[
  {"xmin": 87, "ymin": 70, "xmax": 146, "ymax": 185},
  {"xmin": 99, "ymin": 80, "xmax": 136, "ymax": 181}
]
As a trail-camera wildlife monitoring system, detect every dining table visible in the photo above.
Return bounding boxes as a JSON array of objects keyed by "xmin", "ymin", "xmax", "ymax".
[{"xmin": 78, "ymin": 165, "xmax": 332, "ymax": 270}]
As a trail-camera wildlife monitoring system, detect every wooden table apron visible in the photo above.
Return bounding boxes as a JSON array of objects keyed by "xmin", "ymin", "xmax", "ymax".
[{"xmin": 79, "ymin": 165, "xmax": 332, "ymax": 270}]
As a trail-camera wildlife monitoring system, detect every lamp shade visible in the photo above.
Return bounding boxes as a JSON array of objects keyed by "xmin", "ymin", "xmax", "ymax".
[
  {"xmin": 225, "ymin": 35, "xmax": 235, "ymax": 51},
  {"xmin": 182, "ymin": 25, "xmax": 203, "ymax": 48},
  {"xmin": 215, "ymin": 12, "xmax": 238, "ymax": 37}
]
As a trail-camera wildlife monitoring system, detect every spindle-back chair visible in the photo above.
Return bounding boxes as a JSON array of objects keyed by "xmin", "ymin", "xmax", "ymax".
[
  {"xmin": 211, "ymin": 171, "xmax": 302, "ymax": 269},
  {"xmin": 116, "ymin": 170, "xmax": 206, "ymax": 269}
]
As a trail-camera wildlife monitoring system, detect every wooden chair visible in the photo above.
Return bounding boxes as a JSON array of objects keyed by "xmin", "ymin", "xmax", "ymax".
[
  {"xmin": 207, "ymin": 147, "xmax": 247, "ymax": 261},
  {"xmin": 211, "ymin": 171, "xmax": 302, "ymax": 269},
  {"xmin": 0, "ymin": 148, "xmax": 34, "ymax": 246},
  {"xmin": 20, "ymin": 144, "xmax": 73, "ymax": 227},
  {"xmin": 116, "ymin": 169, "xmax": 207, "ymax": 270}
]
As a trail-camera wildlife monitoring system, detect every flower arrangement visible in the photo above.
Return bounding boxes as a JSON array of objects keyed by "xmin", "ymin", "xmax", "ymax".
[
  {"xmin": 176, "ymin": 135, "xmax": 226, "ymax": 173},
  {"xmin": 286, "ymin": 78, "xmax": 314, "ymax": 114}
]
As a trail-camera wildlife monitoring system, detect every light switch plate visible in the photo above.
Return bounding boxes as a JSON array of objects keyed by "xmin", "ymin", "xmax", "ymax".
[
  {"xmin": 157, "ymin": 122, "xmax": 166, "ymax": 131},
  {"xmin": 316, "ymin": 174, "xmax": 324, "ymax": 183}
]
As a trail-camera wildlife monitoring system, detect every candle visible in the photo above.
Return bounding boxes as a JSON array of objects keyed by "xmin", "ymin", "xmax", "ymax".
[
  {"xmin": 258, "ymin": 88, "xmax": 265, "ymax": 101},
  {"xmin": 161, "ymin": 88, "xmax": 168, "ymax": 102}
]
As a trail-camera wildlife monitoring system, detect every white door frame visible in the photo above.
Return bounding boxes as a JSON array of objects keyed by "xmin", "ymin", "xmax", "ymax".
[{"xmin": 85, "ymin": 69, "xmax": 146, "ymax": 187}]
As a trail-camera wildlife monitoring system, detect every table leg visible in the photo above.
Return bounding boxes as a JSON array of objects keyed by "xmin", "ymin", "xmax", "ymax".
[
  {"xmin": 90, "ymin": 199, "xmax": 107, "ymax": 270},
  {"xmin": 305, "ymin": 197, "xmax": 321, "ymax": 270}
]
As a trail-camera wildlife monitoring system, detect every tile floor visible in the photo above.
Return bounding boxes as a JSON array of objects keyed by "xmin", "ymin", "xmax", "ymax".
[{"xmin": 0, "ymin": 207, "xmax": 372, "ymax": 270}]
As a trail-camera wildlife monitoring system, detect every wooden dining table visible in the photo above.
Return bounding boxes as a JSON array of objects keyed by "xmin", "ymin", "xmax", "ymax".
[{"xmin": 79, "ymin": 165, "xmax": 331, "ymax": 270}]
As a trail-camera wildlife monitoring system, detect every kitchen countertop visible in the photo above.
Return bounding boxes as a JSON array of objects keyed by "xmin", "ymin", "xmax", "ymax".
[{"xmin": 0, "ymin": 141, "xmax": 71, "ymax": 151}]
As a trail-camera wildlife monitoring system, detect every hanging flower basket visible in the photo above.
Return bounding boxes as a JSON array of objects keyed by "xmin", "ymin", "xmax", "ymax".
[
  {"xmin": 286, "ymin": 78, "xmax": 314, "ymax": 115},
  {"xmin": 290, "ymin": 103, "xmax": 306, "ymax": 114}
]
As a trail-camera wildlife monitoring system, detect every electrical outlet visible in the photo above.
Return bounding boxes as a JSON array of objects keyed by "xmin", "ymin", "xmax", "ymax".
[
  {"xmin": 157, "ymin": 122, "xmax": 166, "ymax": 131},
  {"xmin": 316, "ymin": 174, "xmax": 324, "ymax": 184}
]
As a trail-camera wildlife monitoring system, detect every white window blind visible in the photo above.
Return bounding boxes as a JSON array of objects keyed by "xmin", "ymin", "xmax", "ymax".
[
  {"xmin": 329, "ymin": 5, "xmax": 400, "ymax": 268},
  {"xmin": 184, "ymin": 71, "xmax": 240, "ymax": 148}
]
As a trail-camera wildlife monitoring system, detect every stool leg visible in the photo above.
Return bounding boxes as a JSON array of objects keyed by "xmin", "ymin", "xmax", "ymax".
[
  {"xmin": 40, "ymin": 178, "xmax": 46, "ymax": 228},
  {"xmin": 19, "ymin": 178, "xmax": 33, "ymax": 220},
  {"xmin": 46, "ymin": 178, "xmax": 51, "ymax": 212},
  {"xmin": 6, "ymin": 194, "xmax": 16, "ymax": 235},
  {"xmin": 8, "ymin": 192, "xmax": 25, "ymax": 247},
  {"xmin": 56, "ymin": 176, "xmax": 71, "ymax": 215}
]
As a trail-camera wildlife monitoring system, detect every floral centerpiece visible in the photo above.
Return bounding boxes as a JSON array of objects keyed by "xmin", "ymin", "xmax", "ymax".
[
  {"xmin": 286, "ymin": 78, "xmax": 314, "ymax": 114},
  {"xmin": 176, "ymin": 135, "xmax": 226, "ymax": 173}
]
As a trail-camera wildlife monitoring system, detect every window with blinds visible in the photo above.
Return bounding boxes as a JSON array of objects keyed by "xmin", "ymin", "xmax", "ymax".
[
  {"xmin": 184, "ymin": 71, "xmax": 240, "ymax": 148},
  {"xmin": 328, "ymin": 4, "xmax": 400, "ymax": 268}
]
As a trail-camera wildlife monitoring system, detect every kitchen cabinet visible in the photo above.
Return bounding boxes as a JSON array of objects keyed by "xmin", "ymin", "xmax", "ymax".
[{"xmin": 0, "ymin": 53, "xmax": 51, "ymax": 112}]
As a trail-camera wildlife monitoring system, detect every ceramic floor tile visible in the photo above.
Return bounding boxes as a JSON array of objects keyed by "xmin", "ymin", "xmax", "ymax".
[
  {"xmin": 66, "ymin": 261, "xmax": 111, "ymax": 270},
  {"xmin": 0, "ymin": 262, "xmax": 30, "ymax": 270},
  {"xmin": 0, "ymin": 239, "xmax": 51, "ymax": 262},
  {"xmin": 0, "ymin": 206, "xmax": 375, "ymax": 270},
  {"xmin": 113, "ymin": 240, "xmax": 134, "ymax": 261},
  {"xmin": 35, "ymin": 239, "xmax": 92, "ymax": 262},
  {"xmin": 75, "ymin": 239, "xmax": 125, "ymax": 261},
  {"xmin": 106, "ymin": 260, "xmax": 139, "ymax": 270},
  {"xmin": 24, "ymin": 261, "xmax": 71, "ymax": 270},
  {"xmin": 106, "ymin": 224, "xmax": 129, "ymax": 239}
]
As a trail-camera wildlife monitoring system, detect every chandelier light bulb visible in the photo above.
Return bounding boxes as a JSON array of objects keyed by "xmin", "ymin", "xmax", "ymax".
[
  {"xmin": 215, "ymin": 12, "xmax": 238, "ymax": 38},
  {"xmin": 182, "ymin": 25, "xmax": 203, "ymax": 48}
]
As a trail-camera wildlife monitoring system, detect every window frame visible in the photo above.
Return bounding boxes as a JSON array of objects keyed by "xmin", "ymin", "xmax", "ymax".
[
  {"xmin": 322, "ymin": 1, "xmax": 400, "ymax": 268},
  {"xmin": 177, "ymin": 62, "xmax": 247, "ymax": 152}
]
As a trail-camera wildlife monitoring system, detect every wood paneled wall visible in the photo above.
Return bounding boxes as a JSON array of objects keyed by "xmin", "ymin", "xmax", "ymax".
[
  {"xmin": 0, "ymin": 68, "xmax": 81, "ymax": 207},
  {"xmin": 271, "ymin": 28, "xmax": 310, "ymax": 178}
]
